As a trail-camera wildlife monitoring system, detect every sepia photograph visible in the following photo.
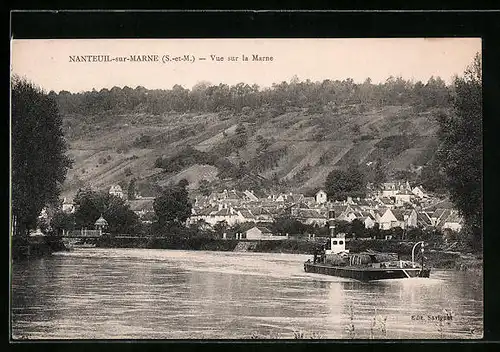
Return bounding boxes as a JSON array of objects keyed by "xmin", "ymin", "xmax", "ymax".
[{"xmin": 10, "ymin": 38, "xmax": 483, "ymax": 340}]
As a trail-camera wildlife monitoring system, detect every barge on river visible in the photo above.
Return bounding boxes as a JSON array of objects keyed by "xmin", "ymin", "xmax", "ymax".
[{"xmin": 304, "ymin": 211, "xmax": 431, "ymax": 281}]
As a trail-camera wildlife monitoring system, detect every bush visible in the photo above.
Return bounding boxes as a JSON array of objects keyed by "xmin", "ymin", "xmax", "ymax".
[{"xmin": 132, "ymin": 134, "xmax": 153, "ymax": 148}]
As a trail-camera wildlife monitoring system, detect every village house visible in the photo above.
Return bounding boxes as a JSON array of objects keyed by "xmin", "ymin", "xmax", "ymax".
[
  {"xmin": 430, "ymin": 208, "xmax": 452, "ymax": 227},
  {"xmin": 128, "ymin": 198, "xmax": 155, "ymax": 223},
  {"xmin": 234, "ymin": 208, "xmax": 256, "ymax": 223},
  {"xmin": 62, "ymin": 198, "xmax": 75, "ymax": 213},
  {"xmin": 272, "ymin": 192, "xmax": 305, "ymax": 204},
  {"xmin": 247, "ymin": 206, "xmax": 274, "ymax": 223},
  {"xmin": 411, "ymin": 186, "xmax": 427, "ymax": 199},
  {"xmin": 378, "ymin": 208, "xmax": 406, "ymax": 230},
  {"xmin": 354, "ymin": 198, "xmax": 378, "ymax": 210},
  {"xmin": 403, "ymin": 209, "xmax": 419, "ymax": 228},
  {"xmin": 315, "ymin": 190, "xmax": 328, "ymax": 204},
  {"xmin": 330, "ymin": 205, "xmax": 355, "ymax": 222},
  {"xmin": 246, "ymin": 226, "xmax": 272, "ymax": 240},
  {"xmin": 377, "ymin": 196, "xmax": 395, "ymax": 209},
  {"xmin": 357, "ymin": 211, "xmax": 376, "ymax": 229},
  {"xmin": 109, "ymin": 185, "xmax": 125, "ymax": 199},
  {"xmin": 416, "ymin": 211, "xmax": 434, "ymax": 229},
  {"xmin": 303, "ymin": 196, "xmax": 316, "ymax": 205},
  {"xmin": 435, "ymin": 209, "xmax": 463, "ymax": 232},
  {"xmin": 393, "ymin": 189, "xmax": 414, "ymax": 206},
  {"xmin": 295, "ymin": 209, "xmax": 327, "ymax": 226},
  {"xmin": 245, "ymin": 226, "xmax": 288, "ymax": 240},
  {"xmin": 378, "ymin": 181, "xmax": 411, "ymax": 197},
  {"xmin": 243, "ymin": 190, "xmax": 259, "ymax": 201},
  {"xmin": 440, "ymin": 211, "xmax": 463, "ymax": 232},
  {"xmin": 208, "ymin": 205, "xmax": 240, "ymax": 226}
]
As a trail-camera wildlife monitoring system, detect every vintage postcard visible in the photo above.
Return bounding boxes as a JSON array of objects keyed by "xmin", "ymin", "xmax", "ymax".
[{"xmin": 10, "ymin": 38, "xmax": 483, "ymax": 340}]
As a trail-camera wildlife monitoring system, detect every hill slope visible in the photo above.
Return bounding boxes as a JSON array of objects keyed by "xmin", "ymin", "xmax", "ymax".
[{"xmin": 60, "ymin": 104, "xmax": 442, "ymax": 199}]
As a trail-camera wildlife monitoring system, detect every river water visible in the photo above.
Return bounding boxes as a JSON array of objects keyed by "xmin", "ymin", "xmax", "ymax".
[{"xmin": 11, "ymin": 248, "xmax": 483, "ymax": 340}]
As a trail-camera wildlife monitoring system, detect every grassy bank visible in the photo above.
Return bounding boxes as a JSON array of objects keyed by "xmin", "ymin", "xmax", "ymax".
[
  {"xmin": 11, "ymin": 236, "xmax": 68, "ymax": 260},
  {"xmin": 98, "ymin": 235, "xmax": 320, "ymax": 254},
  {"xmin": 95, "ymin": 236, "xmax": 482, "ymax": 271}
]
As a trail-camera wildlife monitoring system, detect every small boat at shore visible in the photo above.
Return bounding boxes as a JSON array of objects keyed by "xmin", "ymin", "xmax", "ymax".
[{"xmin": 304, "ymin": 211, "xmax": 431, "ymax": 281}]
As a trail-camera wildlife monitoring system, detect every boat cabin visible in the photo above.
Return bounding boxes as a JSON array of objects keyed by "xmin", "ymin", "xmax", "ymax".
[{"xmin": 325, "ymin": 233, "xmax": 349, "ymax": 255}]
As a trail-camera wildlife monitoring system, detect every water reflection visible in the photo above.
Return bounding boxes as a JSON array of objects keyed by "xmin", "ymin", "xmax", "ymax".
[{"xmin": 11, "ymin": 248, "xmax": 483, "ymax": 339}]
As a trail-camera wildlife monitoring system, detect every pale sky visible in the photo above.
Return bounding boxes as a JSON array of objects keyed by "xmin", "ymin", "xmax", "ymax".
[{"xmin": 11, "ymin": 38, "xmax": 481, "ymax": 93}]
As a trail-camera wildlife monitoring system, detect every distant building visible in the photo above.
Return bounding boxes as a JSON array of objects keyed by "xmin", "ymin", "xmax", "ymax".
[
  {"xmin": 393, "ymin": 189, "xmax": 413, "ymax": 206},
  {"xmin": 378, "ymin": 208, "xmax": 405, "ymax": 230},
  {"xmin": 62, "ymin": 198, "xmax": 75, "ymax": 213},
  {"xmin": 315, "ymin": 190, "xmax": 328, "ymax": 204},
  {"xmin": 109, "ymin": 185, "xmax": 124, "ymax": 199},
  {"xmin": 243, "ymin": 190, "xmax": 259, "ymax": 201},
  {"xmin": 95, "ymin": 215, "xmax": 108, "ymax": 231},
  {"xmin": 441, "ymin": 211, "xmax": 463, "ymax": 232},
  {"xmin": 357, "ymin": 211, "xmax": 376, "ymax": 229},
  {"xmin": 411, "ymin": 186, "xmax": 427, "ymax": 199},
  {"xmin": 245, "ymin": 226, "xmax": 287, "ymax": 240},
  {"xmin": 128, "ymin": 198, "xmax": 155, "ymax": 223},
  {"xmin": 295, "ymin": 209, "xmax": 327, "ymax": 226}
]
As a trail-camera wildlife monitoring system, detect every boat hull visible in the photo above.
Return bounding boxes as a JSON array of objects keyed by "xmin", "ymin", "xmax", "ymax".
[{"xmin": 304, "ymin": 262, "xmax": 431, "ymax": 281}]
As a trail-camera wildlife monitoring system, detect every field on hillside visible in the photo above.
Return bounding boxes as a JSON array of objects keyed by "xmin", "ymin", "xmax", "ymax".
[{"xmin": 60, "ymin": 104, "xmax": 442, "ymax": 197}]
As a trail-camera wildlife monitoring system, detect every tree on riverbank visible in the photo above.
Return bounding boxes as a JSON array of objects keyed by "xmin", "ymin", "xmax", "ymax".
[
  {"xmin": 73, "ymin": 188, "xmax": 141, "ymax": 234},
  {"xmin": 153, "ymin": 181, "xmax": 192, "ymax": 231},
  {"xmin": 325, "ymin": 164, "xmax": 366, "ymax": 201},
  {"xmin": 436, "ymin": 53, "xmax": 482, "ymax": 250},
  {"xmin": 11, "ymin": 76, "xmax": 72, "ymax": 239}
]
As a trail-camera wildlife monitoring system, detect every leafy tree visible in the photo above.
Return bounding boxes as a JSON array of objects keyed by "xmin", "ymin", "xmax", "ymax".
[
  {"xmin": 213, "ymin": 220, "xmax": 229, "ymax": 236},
  {"xmin": 178, "ymin": 178, "xmax": 189, "ymax": 189},
  {"xmin": 11, "ymin": 76, "xmax": 72, "ymax": 239},
  {"xmin": 73, "ymin": 188, "xmax": 141, "ymax": 234},
  {"xmin": 198, "ymin": 179, "xmax": 211, "ymax": 196},
  {"xmin": 235, "ymin": 123, "xmax": 246, "ymax": 136},
  {"xmin": 272, "ymin": 216, "xmax": 309, "ymax": 235},
  {"xmin": 351, "ymin": 219, "xmax": 365, "ymax": 237},
  {"xmin": 153, "ymin": 185, "xmax": 192, "ymax": 229},
  {"xmin": 50, "ymin": 211, "xmax": 76, "ymax": 234},
  {"xmin": 325, "ymin": 164, "xmax": 366, "ymax": 201},
  {"xmin": 436, "ymin": 53, "xmax": 482, "ymax": 250},
  {"xmin": 419, "ymin": 159, "xmax": 446, "ymax": 193},
  {"xmin": 373, "ymin": 158, "xmax": 387, "ymax": 188},
  {"xmin": 127, "ymin": 178, "xmax": 137, "ymax": 200}
]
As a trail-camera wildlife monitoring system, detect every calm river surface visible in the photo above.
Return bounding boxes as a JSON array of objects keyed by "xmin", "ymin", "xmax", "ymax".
[{"xmin": 11, "ymin": 248, "xmax": 483, "ymax": 340}]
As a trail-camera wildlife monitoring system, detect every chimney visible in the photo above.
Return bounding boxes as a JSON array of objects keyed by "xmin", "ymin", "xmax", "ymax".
[{"xmin": 328, "ymin": 210, "xmax": 336, "ymax": 237}]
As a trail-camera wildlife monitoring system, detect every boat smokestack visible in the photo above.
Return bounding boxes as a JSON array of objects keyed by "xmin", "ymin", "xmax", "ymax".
[{"xmin": 328, "ymin": 210, "xmax": 336, "ymax": 237}]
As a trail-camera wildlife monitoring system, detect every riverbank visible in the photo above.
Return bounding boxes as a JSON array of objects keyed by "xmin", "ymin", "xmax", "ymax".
[
  {"xmin": 12, "ymin": 236, "xmax": 69, "ymax": 261},
  {"xmin": 95, "ymin": 236, "xmax": 482, "ymax": 271}
]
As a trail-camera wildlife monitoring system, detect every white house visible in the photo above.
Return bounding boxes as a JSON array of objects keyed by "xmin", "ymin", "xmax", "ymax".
[
  {"xmin": 62, "ymin": 198, "xmax": 75, "ymax": 213},
  {"xmin": 243, "ymin": 190, "xmax": 259, "ymax": 201},
  {"xmin": 439, "ymin": 210, "xmax": 463, "ymax": 232},
  {"xmin": 315, "ymin": 190, "xmax": 328, "ymax": 204},
  {"xmin": 358, "ymin": 211, "xmax": 376, "ymax": 229},
  {"xmin": 378, "ymin": 208, "xmax": 405, "ymax": 230},
  {"xmin": 245, "ymin": 226, "xmax": 286, "ymax": 240},
  {"xmin": 377, "ymin": 197, "xmax": 395, "ymax": 209},
  {"xmin": 411, "ymin": 186, "xmax": 427, "ymax": 199},
  {"xmin": 295, "ymin": 209, "xmax": 327, "ymax": 226},
  {"xmin": 109, "ymin": 185, "xmax": 124, "ymax": 199},
  {"xmin": 393, "ymin": 189, "xmax": 413, "ymax": 206},
  {"xmin": 403, "ymin": 209, "xmax": 418, "ymax": 228}
]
